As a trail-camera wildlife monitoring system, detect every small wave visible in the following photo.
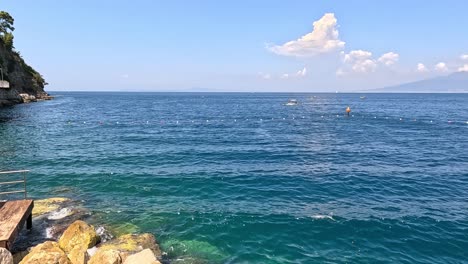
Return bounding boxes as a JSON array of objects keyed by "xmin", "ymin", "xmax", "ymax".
[
  {"xmin": 310, "ymin": 215, "xmax": 334, "ymax": 220},
  {"xmin": 48, "ymin": 208, "xmax": 73, "ymax": 220},
  {"xmin": 87, "ymin": 246, "xmax": 98, "ymax": 257},
  {"xmin": 45, "ymin": 227, "xmax": 54, "ymax": 239}
]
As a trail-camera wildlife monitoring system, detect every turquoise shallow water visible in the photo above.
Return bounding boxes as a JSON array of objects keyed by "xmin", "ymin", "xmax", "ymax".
[{"xmin": 1, "ymin": 92, "xmax": 467, "ymax": 263}]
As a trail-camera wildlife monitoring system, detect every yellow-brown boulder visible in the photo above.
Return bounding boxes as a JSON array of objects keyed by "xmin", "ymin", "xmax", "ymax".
[
  {"xmin": 123, "ymin": 249, "xmax": 161, "ymax": 264},
  {"xmin": 88, "ymin": 249, "xmax": 122, "ymax": 264},
  {"xmin": 19, "ymin": 241, "xmax": 71, "ymax": 264},
  {"xmin": 67, "ymin": 247, "xmax": 88, "ymax": 264},
  {"xmin": 98, "ymin": 233, "xmax": 161, "ymax": 257},
  {"xmin": 58, "ymin": 220, "xmax": 99, "ymax": 253}
]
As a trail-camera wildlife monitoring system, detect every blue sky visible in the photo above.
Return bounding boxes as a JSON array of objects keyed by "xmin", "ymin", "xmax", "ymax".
[{"xmin": 2, "ymin": 0, "xmax": 468, "ymax": 91}]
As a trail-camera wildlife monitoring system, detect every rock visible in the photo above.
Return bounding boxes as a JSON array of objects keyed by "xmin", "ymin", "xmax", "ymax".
[
  {"xmin": 19, "ymin": 241, "xmax": 71, "ymax": 264},
  {"xmin": 123, "ymin": 249, "xmax": 160, "ymax": 264},
  {"xmin": 108, "ymin": 222, "xmax": 140, "ymax": 236},
  {"xmin": 95, "ymin": 226, "xmax": 114, "ymax": 243},
  {"xmin": 58, "ymin": 220, "xmax": 99, "ymax": 253},
  {"xmin": 88, "ymin": 249, "xmax": 122, "ymax": 264},
  {"xmin": 0, "ymin": 248, "xmax": 13, "ymax": 264},
  {"xmin": 161, "ymin": 239, "xmax": 226, "ymax": 263},
  {"xmin": 12, "ymin": 250, "xmax": 29, "ymax": 264},
  {"xmin": 33, "ymin": 197, "xmax": 71, "ymax": 217},
  {"xmin": 98, "ymin": 233, "xmax": 161, "ymax": 258},
  {"xmin": 18, "ymin": 93, "xmax": 36, "ymax": 103},
  {"xmin": 67, "ymin": 247, "xmax": 88, "ymax": 264}
]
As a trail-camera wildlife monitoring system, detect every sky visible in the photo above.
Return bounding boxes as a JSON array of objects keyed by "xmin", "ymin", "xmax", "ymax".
[{"xmin": 2, "ymin": 0, "xmax": 468, "ymax": 92}]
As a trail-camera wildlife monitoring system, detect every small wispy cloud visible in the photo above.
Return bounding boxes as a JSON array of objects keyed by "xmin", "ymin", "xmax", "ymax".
[
  {"xmin": 458, "ymin": 64, "xmax": 468, "ymax": 72},
  {"xmin": 260, "ymin": 67, "xmax": 307, "ymax": 80},
  {"xmin": 121, "ymin": 74, "xmax": 129, "ymax": 79},
  {"xmin": 460, "ymin": 54, "xmax": 468, "ymax": 60},
  {"xmin": 296, "ymin": 67, "xmax": 307, "ymax": 77},
  {"xmin": 416, "ymin": 63, "xmax": 429, "ymax": 73},
  {"xmin": 434, "ymin": 62, "xmax": 448, "ymax": 72},
  {"xmin": 258, "ymin": 72, "xmax": 271, "ymax": 79},
  {"xmin": 268, "ymin": 13, "xmax": 345, "ymax": 57},
  {"xmin": 378, "ymin": 52, "xmax": 399, "ymax": 66}
]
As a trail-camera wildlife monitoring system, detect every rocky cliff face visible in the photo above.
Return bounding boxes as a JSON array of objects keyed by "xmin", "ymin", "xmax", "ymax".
[{"xmin": 0, "ymin": 39, "xmax": 49, "ymax": 106}]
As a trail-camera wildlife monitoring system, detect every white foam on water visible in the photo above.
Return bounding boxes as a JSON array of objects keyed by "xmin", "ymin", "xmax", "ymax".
[
  {"xmin": 45, "ymin": 227, "xmax": 54, "ymax": 239},
  {"xmin": 310, "ymin": 215, "xmax": 334, "ymax": 220},
  {"xmin": 87, "ymin": 246, "xmax": 98, "ymax": 257},
  {"xmin": 48, "ymin": 207, "xmax": 73, "ymax": 220}
]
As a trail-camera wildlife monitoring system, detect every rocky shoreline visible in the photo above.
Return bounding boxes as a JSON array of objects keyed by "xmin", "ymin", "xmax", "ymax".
[{"xmin": 0, "ymin": 198, "xmax": 163, "ymax": 264}]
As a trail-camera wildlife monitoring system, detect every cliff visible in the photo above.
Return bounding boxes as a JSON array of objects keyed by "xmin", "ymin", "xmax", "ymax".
[{"xmin": 0, "ymin": 38, "xmax": 49, "ymax": 106}]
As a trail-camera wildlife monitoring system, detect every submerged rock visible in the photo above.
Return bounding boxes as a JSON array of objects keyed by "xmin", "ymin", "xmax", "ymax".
[
  {"xmin": 19, "ymin": 241, "xmax": 71, "ymax": 264},
  {"xmin": 0, "ymin": 248, "xmax": 13, "ymax": 264},
  {"xmin": 88, "ymin": 249, "xmax": 122, "ymax": 264},
  {"xmin": 98, "ymin": 233, "xmax": 161, "ymax": 258},
  {"xmin": 12, "ymin": 250, "xmax": 29, "ymax": 264},
  {"xmin": 107, "ymin": 222, "xmax": 140, "ymax": 237},
  {"xmin": 33, "ymin": 197, "xmax": 71, "ymax": 217},
  {"xmin": 123, "ymin": 249, "xmax": 161, "ymax": 264},
  {"xmin": 162, "ymin": 239, "xmax": 226, "ymax": 264}
]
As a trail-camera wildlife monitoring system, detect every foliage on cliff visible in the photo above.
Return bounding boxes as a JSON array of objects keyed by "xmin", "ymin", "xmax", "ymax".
[{"xmin": 0, "ymin": 11, "xmax": 47, "ymax": 105}]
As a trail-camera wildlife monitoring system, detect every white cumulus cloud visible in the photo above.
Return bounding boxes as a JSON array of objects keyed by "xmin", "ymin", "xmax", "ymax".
[
  {"xmin": 416, "ymin": 63, "xmax": 428, "ymax": 73},
  {"xmin": 268, "ymin": 13, "xmax": 345, "ymax": 57},
  {"xmin": 338, "ymin": 50, "xmax": 400, "ymax": 75},
  {"xmin": 458, "ymin": 64, "xmax": 468, "ymax": 72},
  {"xmin": 434, "ymin": 62, "xmax": 448, "ymax": 72},
  {"xmin": 378, "ymin": 52, "xmax": 399, "ymax": 66},
  {"xmin": 460, "ymin": 54, "xmax": 468, "ymax": 60},
  {"xmin": 342, "ymin": 50, "xmax": 377, "ymax": 73}
]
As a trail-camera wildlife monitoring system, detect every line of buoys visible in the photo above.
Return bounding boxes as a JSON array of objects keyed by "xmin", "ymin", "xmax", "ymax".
[{"xmin": 62, "ymin": 116, "xmax": 468, "ymax": 126}]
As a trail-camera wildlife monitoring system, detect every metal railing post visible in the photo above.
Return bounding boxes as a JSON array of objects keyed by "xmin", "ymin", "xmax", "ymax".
[{"xmin": 0, "ymin": 170, "xmax": 30, "ymax": 198}]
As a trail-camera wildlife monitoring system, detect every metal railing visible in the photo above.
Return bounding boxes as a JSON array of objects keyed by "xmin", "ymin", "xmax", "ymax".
[{"xmin": 0, "ymin": 170, "xmax": 29, "ymax": 198}]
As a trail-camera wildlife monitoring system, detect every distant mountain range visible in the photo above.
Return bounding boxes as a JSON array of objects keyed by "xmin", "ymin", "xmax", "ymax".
[{"xmin": 369, "ymin": 72, "xmax": 468, "ymax": 93}]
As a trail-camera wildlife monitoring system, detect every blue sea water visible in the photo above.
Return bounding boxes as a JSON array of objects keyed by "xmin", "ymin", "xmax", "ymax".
[{"xmin": 0, "ymin": 92, "xmax": 467, "ymax": 263}]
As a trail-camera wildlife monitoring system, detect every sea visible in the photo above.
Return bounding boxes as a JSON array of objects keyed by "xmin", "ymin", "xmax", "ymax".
[{"xmin": 0, "ymin": 92, "xmax": 467, "ymax": 263}]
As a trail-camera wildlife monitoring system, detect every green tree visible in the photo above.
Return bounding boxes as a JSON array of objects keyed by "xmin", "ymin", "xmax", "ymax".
[
  {"xmin": 3, "ymin": 32, "xmax": 13, "ymax": 49},
  {"xmin": 0, "ymin": 11, "xmax": 15, "ymax": 49},
  {"xmin": 0, "ymin": 11, "xmax": 15, "ymax": 34}
]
